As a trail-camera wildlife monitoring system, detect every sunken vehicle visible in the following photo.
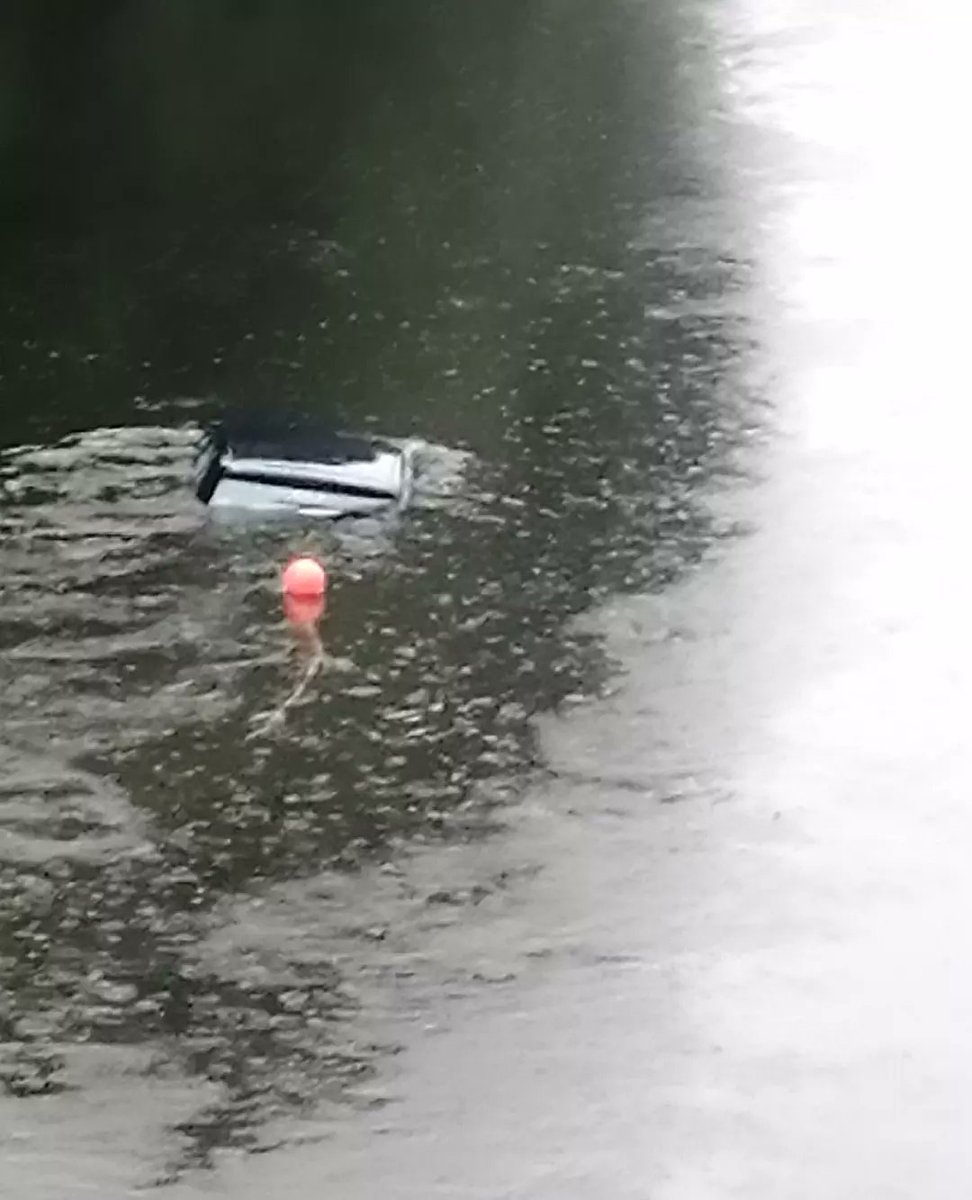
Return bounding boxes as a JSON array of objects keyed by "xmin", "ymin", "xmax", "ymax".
[{"xmin": 193, "ymin": 417, "xmax": 416, "ymax": 518}]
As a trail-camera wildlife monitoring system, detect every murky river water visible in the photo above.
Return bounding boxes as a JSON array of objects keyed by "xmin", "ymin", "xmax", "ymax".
[{"xmin": 0, "ymin": 0, "xmax": 903, "ymax": 1193}]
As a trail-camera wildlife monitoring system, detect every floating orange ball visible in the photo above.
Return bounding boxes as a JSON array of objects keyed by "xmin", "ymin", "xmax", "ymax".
[{"xmin": 282, "ymin": 556, "xmax": 328, "ymax": 598}]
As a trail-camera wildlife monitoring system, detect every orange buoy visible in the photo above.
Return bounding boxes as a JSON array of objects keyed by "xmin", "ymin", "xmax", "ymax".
[{"xmin": 282, "ymin": 555, "xmax": 328, "ymax": 599}]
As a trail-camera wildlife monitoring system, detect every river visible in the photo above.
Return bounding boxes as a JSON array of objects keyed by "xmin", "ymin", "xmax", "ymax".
[{"xmin": 2, "ymin": 1, "xmax": 970, "ymax": 1196}]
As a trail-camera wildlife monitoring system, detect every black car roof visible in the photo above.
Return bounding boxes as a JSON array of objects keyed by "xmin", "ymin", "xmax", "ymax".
[{"xmin": 210, "ymin": 413, "xmax": 384, "ymax": 465}]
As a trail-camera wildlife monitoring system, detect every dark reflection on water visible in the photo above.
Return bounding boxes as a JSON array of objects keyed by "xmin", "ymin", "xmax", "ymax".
[{"xmin": 0, "ymin": 0, "xmax": 762, "ymax": 1175}]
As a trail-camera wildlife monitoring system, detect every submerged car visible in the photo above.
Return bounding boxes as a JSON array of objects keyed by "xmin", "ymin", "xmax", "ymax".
[{"xmin": 193, "ymin": 418, "xmax": 415, "ymax": 518}]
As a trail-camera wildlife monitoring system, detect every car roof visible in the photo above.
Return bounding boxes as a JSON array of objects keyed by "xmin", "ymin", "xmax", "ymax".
[{"xmin": 210, "ymin": 413, "xmax": 389, "ymax": 465}]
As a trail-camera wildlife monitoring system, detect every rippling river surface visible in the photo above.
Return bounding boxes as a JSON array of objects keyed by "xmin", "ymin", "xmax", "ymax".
[{"xmin": 0, "ymin": 0, "xmax": 864, "ymax": 1192}]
